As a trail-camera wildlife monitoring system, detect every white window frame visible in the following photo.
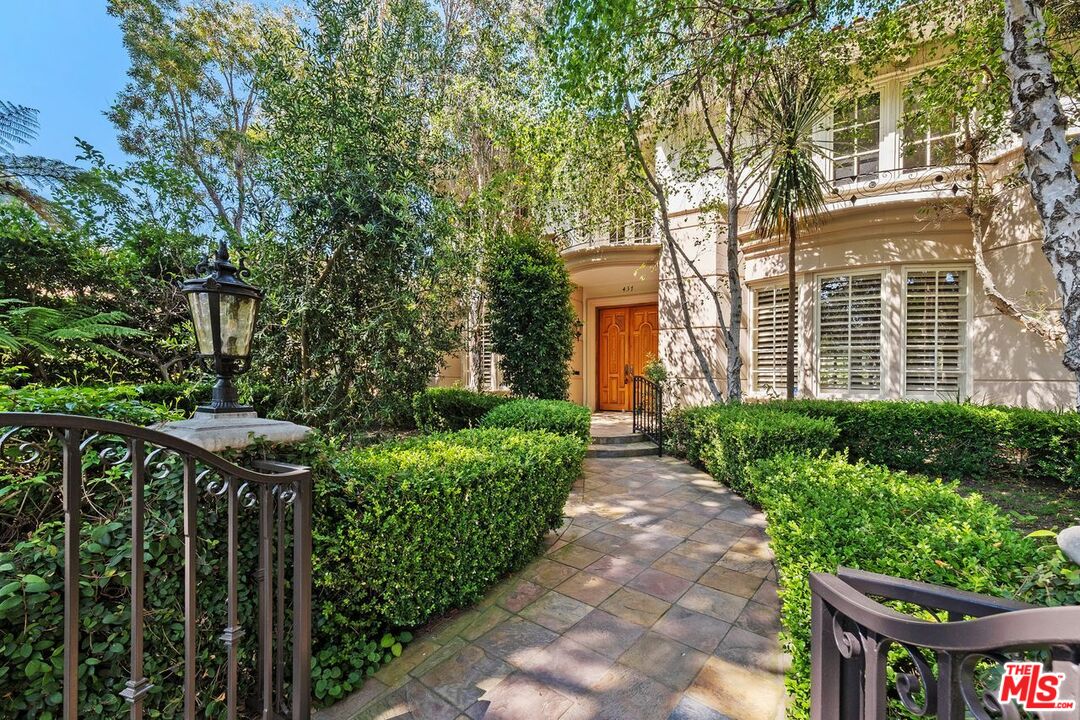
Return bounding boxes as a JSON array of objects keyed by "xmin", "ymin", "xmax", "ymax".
[
  {"xmin": 749, "ymin": 281, "xmax": 798, "ymax": 396},
  {"xmin": 813, "ymin": 268, "xmax": 886, "ymax": 399},
  {"xmin": 900, "ymin": 264, "xmax": 973, "ymax": 400},
  {"xmin": 899, "ymin": 90, "xmax": 962, "ymax": 172},
  {"xmin": 829, "ymin": 91, "xmax": 883, "ymax": 185}
]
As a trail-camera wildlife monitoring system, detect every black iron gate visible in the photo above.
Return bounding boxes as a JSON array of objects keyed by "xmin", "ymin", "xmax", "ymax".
[
  {"xmin": 0, "ymin": 412, "xmax": 312, "ymax": 720},
  {"xmin": 632, "ymin": 375, "xmax": 663, "ymax": 456},
  {"xmin": 811, "ymin": 566, "xmax": 1080, "ymax": 719}
]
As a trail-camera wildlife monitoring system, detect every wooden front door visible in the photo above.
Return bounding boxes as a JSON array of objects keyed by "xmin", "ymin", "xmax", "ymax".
[{"xmin": 597, "ymin": 304, "xmax": 659, "ymax": 411}]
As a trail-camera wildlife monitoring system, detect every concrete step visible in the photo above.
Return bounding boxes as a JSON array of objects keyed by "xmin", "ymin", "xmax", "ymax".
[
  {"xmin": 586, "ymin": 441, "xmax": 659, "ymax": 458},
  {"xmin": 589, "ymin": 433, "xmax": 647, "ymax": 445}
]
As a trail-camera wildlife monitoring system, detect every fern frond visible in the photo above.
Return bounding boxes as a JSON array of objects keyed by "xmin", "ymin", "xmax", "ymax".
[{"xmin": 0, "ymin": 101, "xmax": 38, "ymax": 153}]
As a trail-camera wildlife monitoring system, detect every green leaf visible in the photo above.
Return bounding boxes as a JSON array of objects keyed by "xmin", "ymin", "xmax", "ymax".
[
  {"xmin": 379, "ymin": 633, "xmax": 394, "ymax": 648},
  {"xmin": 1026, "ymin": 529, "xmax": 1058, "ymax": 538}
]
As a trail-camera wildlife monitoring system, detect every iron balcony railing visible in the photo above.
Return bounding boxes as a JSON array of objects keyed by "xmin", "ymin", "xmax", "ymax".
[
  {"xmin": 811, "ymin": 566, "xmax": 1080, "ymax": 720},
  {"xmin": 631, "ymin": 375, "xmax": 663, "ymax": 456},
  {"xmin": 0, "ymin": 412, "xmax": 312, "ymax": 720}
]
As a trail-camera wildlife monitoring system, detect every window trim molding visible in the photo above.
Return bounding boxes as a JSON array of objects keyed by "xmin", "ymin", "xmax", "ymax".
[
  {"xmin": 900, "ymin": 263, "xmax": 974, "ymax": 400},
  {"xmin": 813, "ymin": 267, "xmax": 887, "ymax": 399}
]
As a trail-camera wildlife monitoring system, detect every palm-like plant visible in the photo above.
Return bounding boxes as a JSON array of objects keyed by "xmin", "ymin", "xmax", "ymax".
[
  {"xmin": 0, "ymin": 101, "xmax": 81, "ymax": 221},
  {"xmin": 0, "ymin": 299, "xmax": 146, "ymax": 371},
  {"xmin": 753, "ymin": 62, "xmax": 830, "ymax": 399}
]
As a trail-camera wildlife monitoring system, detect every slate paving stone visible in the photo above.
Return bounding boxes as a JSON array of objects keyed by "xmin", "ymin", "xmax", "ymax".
[
  {"xmin": 713, "ymin": 627, "xmax": 788, "ymax": 674},
  {"xmin": 667, "ymin": 695, "xmax": 734, "ymax": 720},
  {"xmin": 651, "ymin": 552, "xmax": 712, "ymax": 583},
  {"xmin": 697, "ymin": 566, "xmax": 764, "ymax": 599},
  {"xmin": 575, "ymin": 530, "xmax": 628, "ymax": 555},
  {"xmin": 627, "ymin": 568, "xmax": 694, "ymax": 603},
  {"xmin": 560, "ymin": 663, "xmax": 681, "ymax": 720},
  {"xmin": 418, "ymin": 644, "xmax": 512, "ymax": 710},
  {"xmin": 524, "ymin": 558, "xmax": 579, "ymax": 589},
  {"xmin": 519, "ymin": 590, "xmax": 594, "ymax": 633},
  {"xmin": 550, "ymin": 543, "xmax": 605, "ymax": 569},
  {"xmin": 652, "ymin": 605, "xmax": 732, "ymax": 654},
  {"xmin": 497, "ymin": 580, "xmax": 546, "ymax": 613},
  {"xmin": 516, "ymin": 634, "xmax": 617, "ymax": 690},
  {"xmin": 562, "ymin": 608, "xmax": 646, "ymax": 660},
  {"xmin": 730, "ymin": 535, "xmax": 775, "ymax": 561},
  {"xmin": 474, "ymin": 617, "xmax": 559, "ymax": 667},
  {"xmin": 677, "ymin": 585, "xmax": 748, "ymax": 623},
  {"xmin": 717, "ymin": 550, "xmax": 773, "ymax": 578},
  {"xmin": 480, "ymin": 673, "xmax": 574, "ymax": 720},
  {"xmin": 599, "ymin": 587, "xmax": 672, "ymax": 627},
  {"xmin": 556, "ymin": 571, "xmax": 621, "ymax": 606},
  {"xmin": 687, "ymin": 656, "xmax": 786, "ymax": 720},
  {"xmin": 735, "ymin": 600, "xmax": 781, "ymax": 638},
  {"xmin": 751, "ymin": 580, "xmax": 780, "ymax": 609},
  {"xmin": 357, "ymin": 679, "xmax": 459, "ymax": 720},
  {"xmin": 460, "ymin": 606, "xmax": 511, "ymax": 642},
  {"xmin": 671, "ymin": 540, "xmax": 730, "ymax": 564},
  {"xmin": 585, "ymin": 554, "xmax": 647, "ymax": 583},
  {"xmin": 619, "ymin": 632, "xmax": 709, "ymax": 691}
]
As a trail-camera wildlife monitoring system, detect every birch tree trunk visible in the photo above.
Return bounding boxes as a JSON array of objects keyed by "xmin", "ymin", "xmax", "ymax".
[
  {"xmin": 1002, "ymin": 0, "xmax": 1080, "ymax": 404},
  {"xmin": 724, "ymin": 93, "xmax": 745, "ymax": 403}
]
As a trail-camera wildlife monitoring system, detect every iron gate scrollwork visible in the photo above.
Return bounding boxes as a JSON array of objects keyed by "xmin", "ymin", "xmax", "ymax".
[
  {"xmin": 632, "ymin": 375, "xmax": 663, "ymax": 456},
  {"xmin": 0, "ymin": 412, "xmax": 312, "ymax": 720},
  {"xmin": 811, "ymin": 566, "xmax": 1080, "ymax": 719}
]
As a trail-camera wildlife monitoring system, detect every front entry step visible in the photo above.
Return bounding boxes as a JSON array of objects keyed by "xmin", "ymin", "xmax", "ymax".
[
  {"xmin": 590, "ymin": 433, "xmax": 647, "ymax": 445},
  {"xmin": 586, "ymin": 441, "xmax": 659, "ymax": 458}
]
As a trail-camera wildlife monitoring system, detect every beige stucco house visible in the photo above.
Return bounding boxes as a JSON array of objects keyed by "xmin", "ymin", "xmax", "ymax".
[{"xmin": 439, "ymin": 58, "xmax": 1076, "ymax": 411}]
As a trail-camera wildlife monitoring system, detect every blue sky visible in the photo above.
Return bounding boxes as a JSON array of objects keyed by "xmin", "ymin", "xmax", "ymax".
[{"xmin": 1, "ymin": 2, "xmax": 130, "ymax": 165}]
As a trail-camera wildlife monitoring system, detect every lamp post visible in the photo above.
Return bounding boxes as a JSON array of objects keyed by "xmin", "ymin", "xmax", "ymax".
[{"xmin": 181, "ymin": 240, "xmax": 262, "ymax": 415}]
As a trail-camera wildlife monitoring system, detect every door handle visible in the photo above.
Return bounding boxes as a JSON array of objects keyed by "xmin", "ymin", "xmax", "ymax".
[{"xmin": 624, "ymin": 363, "xmax": 633, "ymax": 384}]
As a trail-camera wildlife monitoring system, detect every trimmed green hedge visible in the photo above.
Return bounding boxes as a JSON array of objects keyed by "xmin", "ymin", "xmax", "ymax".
[
  {"xmin": 480, "ymin": 398, "xmax": 591, "ymax": 444},
  {"xmin": 665, "ymin": 404, "xmax": 838, "ymax": 496},
  {"xmin": 748, "ymin": 453, "xmax": 1044, "ymax": 718},
  {"xmin": 412, "ymin": 386, "xmax": 509, "ymax": 432},
  {"xmin": 772, "ymin": 399, "xmax": 1080, "ymax": 486},
  {"xmin": 1, "ymin": 389, "xmax": 584, "ymax": 715},
  {"xmin": 0, "ymin": 383, "xmax": 183, "ymax": 425}
]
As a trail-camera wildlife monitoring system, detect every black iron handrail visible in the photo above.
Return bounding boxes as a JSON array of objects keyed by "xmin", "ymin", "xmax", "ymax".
[
  {"xmin": 631, "ymin": 375, "xmax": 663, "ymax": 456},
  {"xmin": 811, "ymin": 566, "xmax": 1080, "ymax": 719},
  {"xmin": 0, "ymin": 412, "xmax": 312, "ymax": 720}
]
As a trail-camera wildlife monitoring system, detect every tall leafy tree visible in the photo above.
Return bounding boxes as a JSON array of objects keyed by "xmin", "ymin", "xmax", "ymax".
[
  {"xmin": 255, "ymin": 0, "xmax": 472, "ymax": 429},
  {"xmin": 752, "ymin": 61, "xmax": 830, "ymax": 399},
  {"xmin": 108, "ymin": 0, "xmax": 272, "ymax": 239}
]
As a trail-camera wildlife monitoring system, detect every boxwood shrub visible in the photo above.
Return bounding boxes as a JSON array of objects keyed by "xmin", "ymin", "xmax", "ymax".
[
  {"xmin": 411, "ymin": 386, "xmax": 509, "ymax": 433},
  {"xmin": 665, "ymin": 404, "xmax": 838, "ymax": 496},
  {"xmin": 773, "ymin": 399, "xmax": 1080, "ymax": 486},
  {"xmin": 747, "ymin": 452, "xmax": 1044, "ymax": 719},
  {"xmin": 480, "ymin": 398, "xmax": 591, "ymax": 443},
  {"xmin": 1, "ymin": 390, "xmax": 584, "ymax": 715},
  {"xmin": 311, "ymin": 428, "xmax": 582, "ymax": 701}
]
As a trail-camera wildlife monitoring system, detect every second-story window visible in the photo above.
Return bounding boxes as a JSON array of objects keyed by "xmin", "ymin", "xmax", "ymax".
[
  {"xmin": 902, "ymin": 97, "xmax": 959, "ymax": 170},
  {"xmin": 832, "ymin": 92, "xmax": 880, "ymax": 184}
]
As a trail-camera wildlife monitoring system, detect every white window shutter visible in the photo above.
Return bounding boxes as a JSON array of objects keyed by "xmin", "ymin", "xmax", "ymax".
[
  {"xmin": 904, "ymin": 269, "xmax": 968, "ymax": 397},
  {"xmin": 817, "ymin": 273, "xmax": 883, "ymax": 393},
  {"xmin": 753, "ymin": 285, "xmax": 797, "ymax": 393}
]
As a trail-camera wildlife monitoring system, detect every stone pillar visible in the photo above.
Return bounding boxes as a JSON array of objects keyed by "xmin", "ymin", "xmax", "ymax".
[{"xmin": 154, "ymin": 410, "xmax": 313, "ymax": 453}]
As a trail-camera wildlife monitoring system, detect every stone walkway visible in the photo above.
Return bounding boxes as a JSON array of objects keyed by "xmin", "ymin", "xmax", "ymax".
[{"xmin": 319, "ymin": 453, "xmax": 788, "ymax": 720}]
